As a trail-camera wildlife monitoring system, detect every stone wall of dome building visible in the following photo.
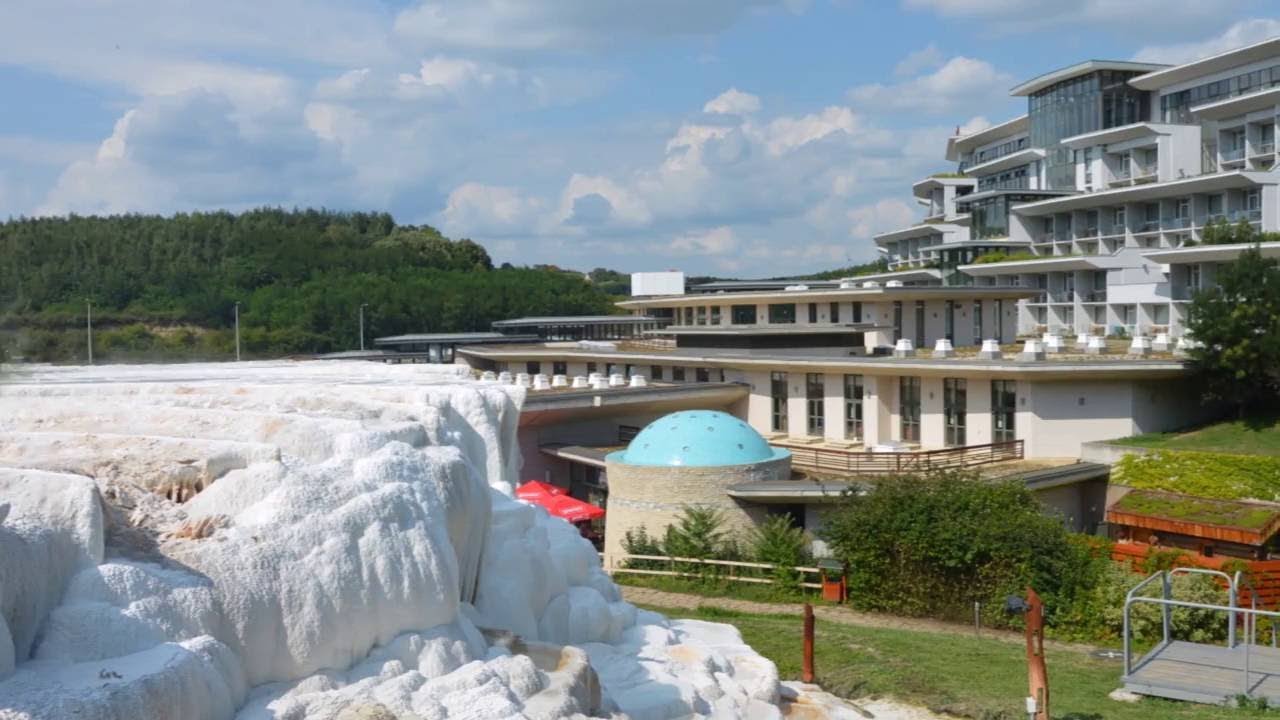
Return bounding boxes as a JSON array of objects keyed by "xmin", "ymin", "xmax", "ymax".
[
  {"xmin": 600, "ymin": 410, "xmax": 792, "ymax": 565},
  {"xmin": 602, "ymin": 455, "xmax": 790, "ymax": 562}
]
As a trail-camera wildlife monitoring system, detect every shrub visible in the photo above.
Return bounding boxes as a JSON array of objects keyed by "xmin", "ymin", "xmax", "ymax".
[
  {"xmin": 748, "ymin": 515, "xmax": 813, "ymax": 591},
  {"xmin": 662, "ymin": 506, "xmax": 735, "ymax": 561},
  {"xmin": 1112, "ymin": 450, "xmax": 1280, "ymax": 501},
  {"xmin": 819, "ymin": 471, "xmax": 1108, "ymax": 629},
  {"xmin": 1055, "ymin": 559, "xmax": 1229, "ymax": 644}
]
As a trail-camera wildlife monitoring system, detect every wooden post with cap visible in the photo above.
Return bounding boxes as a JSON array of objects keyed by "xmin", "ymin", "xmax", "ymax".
[
  {"xmin": 802, "ymin": 603, "xmax": 815, "ymax": 683},
  {"xmin": 1026, "ymin": 587, "xmax": 1049, "ymax": 720}
]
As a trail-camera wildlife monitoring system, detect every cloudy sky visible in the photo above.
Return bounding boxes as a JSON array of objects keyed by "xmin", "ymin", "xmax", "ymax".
[{"xmin": 2, "ymin": 2, "xmax": 1278, "ymax": 277}]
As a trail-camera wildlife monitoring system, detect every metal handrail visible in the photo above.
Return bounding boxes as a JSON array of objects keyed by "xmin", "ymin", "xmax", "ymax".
[{"xmin": 1123, "ymin": 567, "xmax": 1280, "ymax": 699}]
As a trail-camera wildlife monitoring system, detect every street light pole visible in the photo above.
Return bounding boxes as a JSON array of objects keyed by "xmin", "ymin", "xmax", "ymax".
[
  {"xmin": 359, "ymin": 304, "xmax": 368, "ymax": 351},
  {"xmin": 86, "ymin": 300, "xmax": 93, "ymax": 365},
  {"xmin": 234, "ymin": 302, "xmax": 241, "ymax": 362}
]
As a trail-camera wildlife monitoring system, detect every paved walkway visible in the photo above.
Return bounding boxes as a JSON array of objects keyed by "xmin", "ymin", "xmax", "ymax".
[{"xmin": 620, "ymin": 586, "xmax": 1099, "ymax": 654}]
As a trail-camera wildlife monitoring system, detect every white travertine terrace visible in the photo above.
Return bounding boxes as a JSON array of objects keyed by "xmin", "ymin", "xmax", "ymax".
[{"xmin": 0, "ymin": 361, "xmax": 783, "ymax": 719}]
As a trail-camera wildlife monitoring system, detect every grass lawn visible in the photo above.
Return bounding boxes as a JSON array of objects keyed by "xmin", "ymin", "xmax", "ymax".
[
  {"xmin": 641, "ymin": 603, "xmax": 1275, "ymax": 720},
  {"xmin": 1114, "ymin": 413, "xmax": 1280, "ymax": 456}
]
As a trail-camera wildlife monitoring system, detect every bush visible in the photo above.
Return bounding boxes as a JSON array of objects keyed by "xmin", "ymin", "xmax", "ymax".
[
  {"xmin": 748, "ymin": 515, "xmax": 813, "ymax": 591},
  {"xmin": 662, "ymin": 506, "xmax": 738, "ymax": 561},
  {"xmin": 819, "ymin": 471, "xmax": 1108, "ymax": 630},
  {"xmin": 1054, "ymin": 560, "xmax": 1229, "ymax": 644},
  {"xmin": 1112, "ymin": 450, "xmax": 1280, "ymax": 501}
]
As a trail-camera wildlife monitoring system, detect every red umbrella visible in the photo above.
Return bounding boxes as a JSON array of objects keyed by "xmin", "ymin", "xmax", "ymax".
[{"xmin": 515, "ymin": 481, "xmax": 605, "ymax": 523}]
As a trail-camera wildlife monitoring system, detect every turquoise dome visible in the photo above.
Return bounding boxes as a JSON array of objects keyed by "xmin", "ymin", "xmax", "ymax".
[{"xmin": 608, "ymin": 410, "xmax": 790, "ymax": 467}]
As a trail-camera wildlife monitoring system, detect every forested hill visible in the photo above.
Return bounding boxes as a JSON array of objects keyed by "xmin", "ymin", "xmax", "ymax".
[{"xmin": 0, "ymin": 208, "xmax": 617, "ymax": 361}]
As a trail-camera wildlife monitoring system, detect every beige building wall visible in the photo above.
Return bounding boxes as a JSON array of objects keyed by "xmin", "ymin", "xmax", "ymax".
[
  {"xmin": 1024, "ymin": 380, "xmax": 1135, "ymax": 458},
  {"xmin": 920, "ymin": 376, "xmax": 946, "ymax": 448},
  {"xmin": 602, "ymin": 456, "xmax": 790, "ymax": 564}
]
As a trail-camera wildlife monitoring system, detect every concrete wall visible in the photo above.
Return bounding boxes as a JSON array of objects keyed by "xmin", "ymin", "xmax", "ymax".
[
  {"xmin": 1024, "ymin": 380, "xmax": 1136, "ymax": 458},
  {"xmin": 602, "ymin": 456, "xmax": 791, "ymax": 563}
]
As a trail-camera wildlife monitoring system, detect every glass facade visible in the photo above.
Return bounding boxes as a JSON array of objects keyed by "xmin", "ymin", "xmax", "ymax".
[
  {"xmin": 1161, "ymin": 63, "xmax": 1280, "ymax": 123},
  {"xmin": 968, "ymin": 193, "xmax": 1059, "ymax": 239},
  {"xmin": 1029, "ymin": 70, "xmax": 1149, "ymax": 189},
  {"xmin": 731, "ymin": 304, "xmax": 757, "ymax": 324},
  {"xmin": 768, "ymin": 303, "xmax": 796, "ymax": 324},
  {"xmin": 992, "ymin": 380, "xmax": 1017, "ymax": 443}
]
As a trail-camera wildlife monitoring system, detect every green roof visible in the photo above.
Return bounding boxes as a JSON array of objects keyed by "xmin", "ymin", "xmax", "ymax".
[{"xmin": 1112, "ymin": 489, "xmax": 1280, "ymax": 531}]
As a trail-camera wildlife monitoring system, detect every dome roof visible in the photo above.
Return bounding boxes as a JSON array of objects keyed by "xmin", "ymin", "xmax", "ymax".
[{"xmin": 608, "ymin": 410, "xmax": 790, "ymax": 467}]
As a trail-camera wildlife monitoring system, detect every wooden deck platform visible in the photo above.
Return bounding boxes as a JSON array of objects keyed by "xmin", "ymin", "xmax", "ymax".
[{"xmin": 1124, "ymin": 640, "xmax": 1280, "ymax": 705}]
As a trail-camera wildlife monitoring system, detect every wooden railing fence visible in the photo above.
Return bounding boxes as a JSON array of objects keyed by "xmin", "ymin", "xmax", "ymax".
[
  {"xmin": 603, "ymin": 553, "xmax": 823, "ymax": 590},
  {"xmin": 777, "ymin": 439, "xmax": 1024, "ymax": 475}
]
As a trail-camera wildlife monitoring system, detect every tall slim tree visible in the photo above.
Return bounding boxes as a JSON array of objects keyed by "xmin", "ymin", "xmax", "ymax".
[{"xmin": 1186, "ymin": 243, "xmax": 1280, "ymax": 416}]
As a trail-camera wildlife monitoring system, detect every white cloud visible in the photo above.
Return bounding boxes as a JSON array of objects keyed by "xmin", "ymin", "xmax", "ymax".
[
  {"xmin": 763, "ymin": 107, "xmax": 858, "ymax": 155},
  {"xmin": 668, "ymin": 226, "xmax": 740, "ymax": 255},
  {"xmin": 1133, "ymin": 19, "xmax": 1280, "ymax": 64},
  {"xmin": 704, "ymin": 88, "xmax": 762, "ymax": 115},
  {"xmin": 957, "ymin": 116, "xmax": 993, "ymax": 136},
  {"xmin": 850, "ymin": 56, "xmax": 1014, "ymax": 115},
  {"xmin": 846, "ymin": 199, "xmax": 916, "ymax": 240},
  {"xmin": 440, "ymin": 183, "xmax": 543, "ymax": 236},
  {"xmin": 894, "ymin": 44, "xmax": 944, "ymax": 77},
  {"xmin": 902, "ymin": 0, "xmax": 1239, "ymax": 33}
]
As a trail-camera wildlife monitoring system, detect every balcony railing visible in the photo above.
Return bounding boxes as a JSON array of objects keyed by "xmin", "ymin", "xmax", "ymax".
[
  {"xmin": 1132, "ymin": 164, "xmax": 1158, "ymax": 182},
  {"xmin": 1222, "ymin": 147, "xmax": 1246, "ymax": 162},
  {"xmin": 1082, "ymin": 290, "xmax": 1108, "ymax": 303},
  {"xmin": 1252, "ymin": 142, "xmax": 1275, "ymax": 157},
  {"xmin": 1136, "ymin": 220, "xmax": 1161, "ymax": 233},
  {"xmin": 1230, "ymin": 208, "xmax": 1263, "ymax": 223},
  {"xmin": 778, "ymin": 439, "xmax": 1024, "ymax": 476},
  {"xmin": 1163, "ymin": 216, "xmax": 1192, "ymax": 229},
  {"xmin": 1076, "ymin": 227, "xmax": 1100, "ymax": 239}
]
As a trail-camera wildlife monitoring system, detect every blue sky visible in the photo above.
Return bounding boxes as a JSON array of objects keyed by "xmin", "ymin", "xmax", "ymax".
[{"xmin": 1, "ymin": 1, "xmax": 1277, "ymax": 277}]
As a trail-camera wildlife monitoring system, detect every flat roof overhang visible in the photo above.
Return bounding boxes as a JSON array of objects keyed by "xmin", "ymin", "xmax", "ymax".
[
  {"xmin": 726, "ymin": 480, "xmax": 855, "ymax": 503},
  {"xmin": 1011, "ymin": 171, "xmax": 1274, "ymax": 217},
  {"xmin": 1059, "ymin": 122, "xmax": 1185, "ymax": 150},
  {"xmin": 375, "ymin": 332, "xmax": 535, "ymax": 345},
  {"xmin": 460, "ymin": 345, "xmax": 1190, "ymax": 381},
  {"xmin": 518, "ymin": 382, "xmax": 749, "ymax": 428},
  {"xmin": 956, "ymin": 188, "xmax": 1072, "ymax": 207},
  {"xmin": 1010, "ymin": 60, "xmax": 1168, "ymax": 96},
  {"xmin": 873, "ymin": 223, "xmax": 959, "ymax": 244},
  {"xmin": 687, "ymin": 280, "xmax": 841, "ymax": 294},
  {"xmin": 963, "ymin": 148, "xmax": 1045, "ymax": 177},
  {"xmin": 616, "ymin": 286, "xmax": 1040, "ymax": 309},
  {"xmin": 1190, "ymin": 86, "xmax": 1280, "ymax": 121},
  {"xmin": 650, "ymin": 325, "xmax": 882, "ymax": 337},
  {"xmin": 538, "ymin": 444, "xmax": 616, "ymax": 469},
  {"xmin": 959, "ymin": 254, "xmax": 1123, "ymax": 276},
  {"xmin": 843, "ymin": 268, "xmax": 943, "ymax": 284},
  {"xmin": 1130, "ymin": 37, "xmax": 1280, "ymax": 91},
  {"xmin": 911, "ymin": 175, "xmax": 976, "ymax": 197},
  {"xmin": 493, "ymin": 316, "xmax": 654, "ymax": 327},
  {"xmin": 946, "ymin": 115, "xmax": 1029, "ymax": 161},
  {"xmin": 1142, "ymin": 240, "xmax": 1280, "ymax": 264}
]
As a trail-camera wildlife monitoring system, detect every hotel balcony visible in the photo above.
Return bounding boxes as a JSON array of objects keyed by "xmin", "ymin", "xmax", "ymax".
[
  {"xmin": 1134, "ymin": 220, "xmax": 1161, "ymax": 234},
  {"xmin": 1163, "ymin": 216, "xmax": 1192, "ymax": 230},
  {"xmin": 1081, "ymin": 290, "xmax": 1108, "ymax": 303},
  {"xmin": 1221, "ymin": 147, "xmax": 1246, "ymax": 164},
  {"xmin": 1229, "ymin": 208, "xmax": 1263, "ymax": 223},
  {"xmin": 1251, "ymin": 142, "xmax": 1276, "ymax": 158},
  {"xmin": 777, "ymin": 438, "xmax": 1024, "ymax": 475}
]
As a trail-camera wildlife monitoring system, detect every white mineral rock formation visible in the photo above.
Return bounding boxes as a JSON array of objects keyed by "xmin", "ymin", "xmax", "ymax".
[{"xmin": 0, "ymin": 361, "xmax": 784, "ymax": 719}]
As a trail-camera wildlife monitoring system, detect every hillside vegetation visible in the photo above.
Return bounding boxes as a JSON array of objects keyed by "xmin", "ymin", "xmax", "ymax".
[{"xmin": 0, "ymin": 209, "xmax": 617, "ymax": 361}]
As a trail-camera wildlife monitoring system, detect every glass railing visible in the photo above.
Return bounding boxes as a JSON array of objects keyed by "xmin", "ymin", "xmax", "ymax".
[
  {"xmin": 1082, "ymin": 290, "xmax": 1107, "ymax": 303},
  {"xmin": 1133, "ymin": 163, "xmax": 1158, "ymax": 179},
  {"xmin": 1229, "ymin": 209, "xmax": 1263, "ymax": 223},
  {"xmin": 1137, "ymin": 220, "xmax": 1161, "ymax": 233},
  {"xmin": 1163, "ymin": 216, "xmax": 1191, "ymax": 229},
  {"xmin": 1222, "ymin": 147, "xmax": 1246, "ymax": 162},
  {"xmin": 1253, "ymin": 142, "xmax": 1275, "ymax": 156},
  {"xmin": 1077, "ymin": 227, "xmax": 1100, "ymax": 239}
]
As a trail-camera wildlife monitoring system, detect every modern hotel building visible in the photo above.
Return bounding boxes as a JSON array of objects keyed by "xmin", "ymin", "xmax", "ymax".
[{"xmin": 876, "ymin": 38, "xmax": 1280, "ymax": 337}]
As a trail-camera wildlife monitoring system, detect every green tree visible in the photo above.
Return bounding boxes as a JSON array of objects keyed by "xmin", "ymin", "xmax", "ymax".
[
  {"xmin": 662, "ymin": 506, "xmax": 733, "ymax": 560},
  {"xmin": 1186, "ymin": 242, "xmax": 1280, "ymax": 415}
]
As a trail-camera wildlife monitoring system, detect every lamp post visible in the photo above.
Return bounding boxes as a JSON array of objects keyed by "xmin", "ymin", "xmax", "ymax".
[
  {"xmin": 359, "ymin": 303, "xmax": 368, "ymax": 352},
  {"xmin": 233, "ymin": 302, "xmax": 241, "ymax": 362},
  {"xmin": 86, "ymin": 300, "xmax": 93, "ymax": 365}
]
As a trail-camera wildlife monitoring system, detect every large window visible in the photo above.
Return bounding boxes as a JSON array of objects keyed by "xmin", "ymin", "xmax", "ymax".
[
  {"xmin": 899, "ymin": 376, "xmax": 921, "ymax": 443},
  {"xmin": 683, "ymin": 308, "xmax": 693, "ymax": 325},
  {"xmin": 992, "ymin": 380, "xmax": 1017, "ymax": 443},
  {"xmin": 710, "ymin": 305, "xmax": 722, "ymax": 325},
  {"xmin": 914, "ymin": 300, "xmax": 926, "ymax": 349},
  {"xmin": 672, "ymin": 366, "xmax": 686, "ymax": 382},
  {"xmin": 1030, "ymin": 69, "xmax": 1149, "ymax": 189},
  {"xmin": 830, "ymin": 302, "xmax": 840, "ymax": 324},
  {"xmin": 944, "ymin": 300, "xmax": 955, "ymax": 342},
  {"xmin": 696, "ymin": 367, "xmax": 710, "ymax": 383},
  {"xmin": 851, "ymin": 302, "xmax": 863, "ymax": 324},
  {"xmin": 892, "ymin": 301, "xmax": 903, "ymax": 342},
  {"xmin": 972, "ymin": 300, "xmax": 983, "ymax": 345},
  {"xmin": 553, "ymin": 361, "xmax": 567, "ymax": 376},
  {"xmin": 695, "ymin": 306, "xmax": 707, "ymax": 325},
  {"xmin": 771, "ymin": 372, "xmax": 789, "ymax": 432},
  {"xmin": 843, "ymin": 374, "xmax": 863, "ymax": 440},
  {"xmin": 807, "ymin": 303, "xmax": 818, "ymax": 323},
  {"xmin": 731, "ymin": 304, "xmax": 757, "ymax": 324},
  {"xmin": 994, "ymin": 299, "xmax": 1004, "ymax": 341},
  {"xmin": 526, "ymin": 361, "xmax": 541, "ymax": 375},
  {"xmin": 650, "ymin": 365, "xmax": 664, "ymax": 381},
  {"xmin": 944, "ymin": 378, "xmax": 967, "ymax": 447},
  {"xmin": 806, "ymin": 373, "xmax": 824, "ymax": 436},
  {"xmin": 768, "ymin": 303, "xmax": 796, "ymax": 324}
]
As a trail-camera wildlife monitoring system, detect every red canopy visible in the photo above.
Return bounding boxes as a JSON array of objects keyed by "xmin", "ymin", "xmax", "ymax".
[{"xmin": 515, "ymin": 481, "xmax": 605, "ymax": 523}]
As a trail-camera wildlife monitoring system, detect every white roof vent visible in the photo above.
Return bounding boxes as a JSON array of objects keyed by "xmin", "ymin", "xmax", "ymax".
[
  {"xmin": 838, "ymin": 280, "xmax": 856, "ymax": 289},
  {"xmin": 784, "ymin": 284, "xmax": 810, "ymax": 292},
  {"xmin": 861, "ymin": 281, "xmax": 881, "ymax": 288},
  {"xmin": 885, "ymin": 280, "xmax": 904, "ymax": 288}
]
